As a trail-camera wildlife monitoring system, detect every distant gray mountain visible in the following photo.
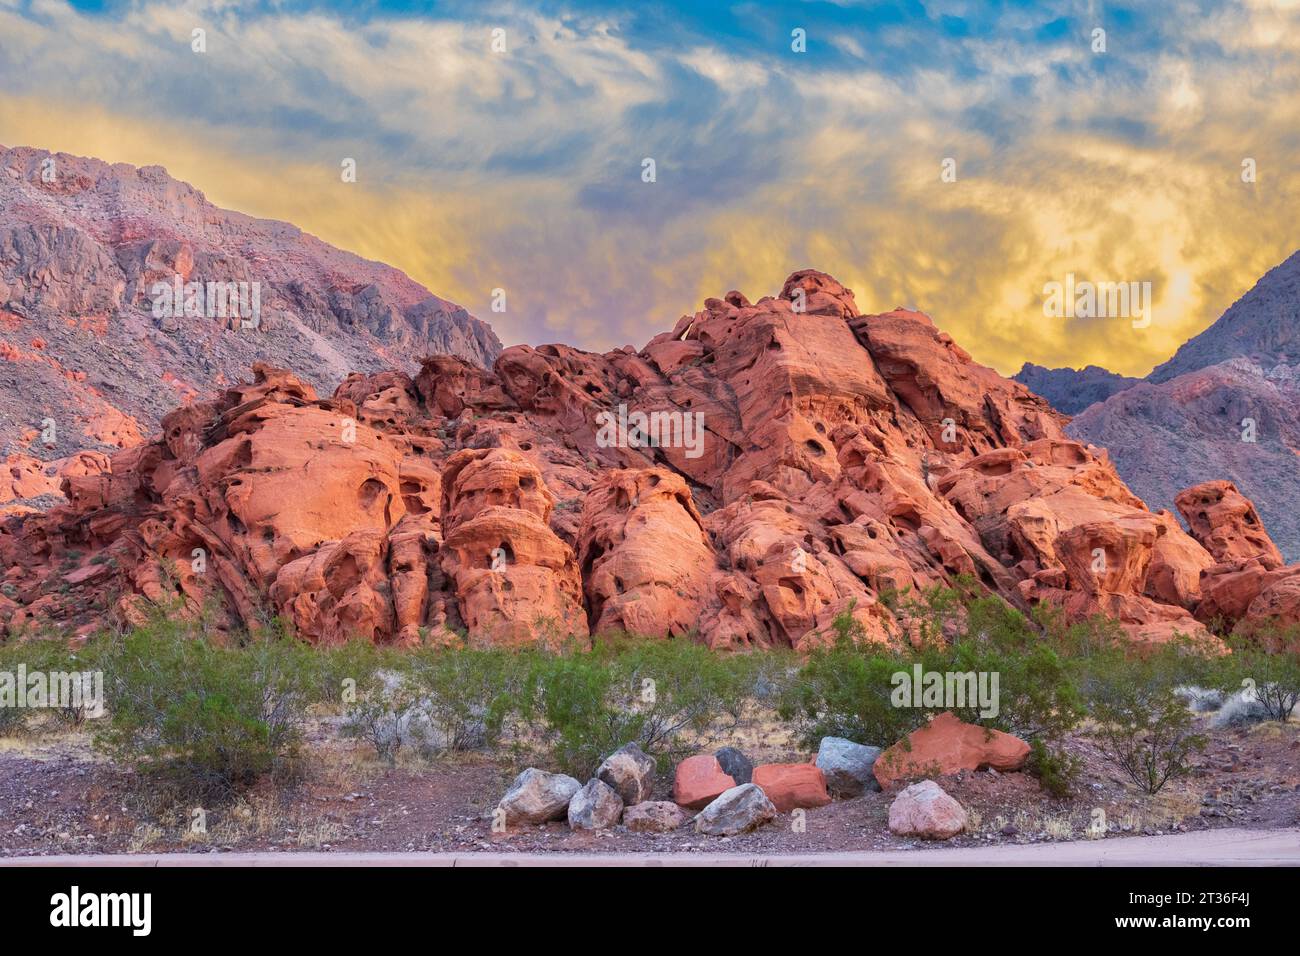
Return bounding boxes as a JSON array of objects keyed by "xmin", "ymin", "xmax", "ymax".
[{"xmin": 1011, "ymin": 362, "xmax": 1140, "ymax": 415}]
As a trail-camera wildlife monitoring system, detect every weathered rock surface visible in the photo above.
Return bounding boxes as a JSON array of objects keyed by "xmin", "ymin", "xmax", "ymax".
[
  {"xmin": 567, "ymin": 778, "xmax": 623, "ymax": 831},
  {"xmin": 874, "ymin": 712, "xmax": 1030, "ymax": 789},
  {"xmin": 694, "ymin": 784, "xmax": 778, "ymax": 836},
  {"xmin": 888, "ymin": 779, "xmax": 967, "ymax": 840},
  {"xmin": 673, "ymin": 754, "xmax": 736, "ymax": 811},
  {"xmin": 596, "ymin": 742, "xmax": 656, "ymax": 806},
  {"xmin": 622, "ymin": 801, "xmax": 691, "ymax": 833},
  {"xmin": 3, "ymin": 267, "xmax": 1299, "ymax": 645},
  {"xmin": 1175, "ymin": 481, "xmax": 1283, "ymax": 568},
  {"xmin": 714, "ymin": 746, "xmax": 754, "ymax": 786},
  {"xmin": 497, "ymin": 768, "xmax": 581, "ymax": 826},
  {"xmin": 815, "ymin": 737, "xmax": 882, "ymax": 796},
  {"xmin": 752, "ymin": 762, "xmax": 832, "ymax": 813}
]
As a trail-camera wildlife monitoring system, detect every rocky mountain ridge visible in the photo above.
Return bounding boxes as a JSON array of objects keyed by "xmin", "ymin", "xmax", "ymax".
[{"xmin": 4, "ymin": 270, "xmax": 1297, "ymax": 648}]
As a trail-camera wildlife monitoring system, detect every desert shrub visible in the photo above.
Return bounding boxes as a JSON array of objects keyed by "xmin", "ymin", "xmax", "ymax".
[
  {"xmin": 777, "ymin": 610, "xmax": 926, "ymax": 749},
  {"xmin": 1084, "ymin": 652, "xmax": 1206, "ymax": 795},
  {"xmin": 407, "ymin": 646, "xmax": 525, "ymax": 753},
  {"xmin": 96, "ymin": 617, "xmax": 319, "ymax": 800},
  {"xmin": 780, "ymin": 597, "xmax": 1085, "ymax": 781},
  {"xmin": 522, "ymin": 637, "xmax": 767, "ymax": 777},
  {"xmin": 313, "ymin": 638, "xmax": 404, "ymax": 711},
  {"xmin": 0, "ymin": 634, "xmax": 116, "ymax": 732},
  {"xmin": 341, "ymin": 669, "xmax": 431, "ymax": 765},
  {"xmin": 1026, "ymin": 737, "xmax": 1082, "ymax": 799},
  {"xmin": 0, "ymin": 641, "xmax": 33, "ymax": 735},
  {"xmin": 1219, "ymin": 626, "xmax": 1300, "ymax": 723}
]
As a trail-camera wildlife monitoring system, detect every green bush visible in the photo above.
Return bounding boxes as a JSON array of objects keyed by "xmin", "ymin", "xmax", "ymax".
[
  {"xmin": 340, "ymin": 669, "xmax": 429, "ymax": 765},
  {"xmin": 1221, "ymin": 626, "xmax": 1300, "ymax": 722},
  {"xmin": 95, "ymin": 617, "xmax": 319, "ymax": 800},
  {"xmin": 1026, "ymin": 737, "xmax": 1082, "ymax": 799},
  {"xmin": 522, "ymin": 637, "xmax": 773, "ymax": 778},
  {"xmin": 777, "ymin": 631, "xmax": 927, "ymax": 750},
  {"xmin": 779, "ymin": 595, "xmax": 1085, "ymax": 787},
  {"xmin": 1084, "ymin": 652, "xmax": 1206, "ymax": 795},
  {"xmin": 407, "ymin": 646, "xmax": 522, "ymax": 752}
]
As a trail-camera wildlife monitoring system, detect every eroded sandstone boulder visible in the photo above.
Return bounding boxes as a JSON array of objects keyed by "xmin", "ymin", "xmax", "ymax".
[
  {"xmin": 623, "ymin": 800, "xmax": 691, "ymax": 833},
  {"xmin": 673, "ymin": 755, "xmax": 736, "ymax": 811},
  {"xmin": 752, "ymin": 762, "xmax": 832, "ymax": 813},
  {"xmin": 874, "ymin": 712, "xmax": 1030, "ymax": 789}
]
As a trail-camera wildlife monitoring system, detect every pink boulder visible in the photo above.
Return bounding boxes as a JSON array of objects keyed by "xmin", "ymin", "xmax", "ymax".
[
  {"xmin": 673, "ymin": 755, "xmax": 737, "ymax": 811},
  {"xmin": 888, "ymin": 779, "xmax": 967, "ymax": 839},
  {"xmin": 752, "ymin": 763, "xmax": 832, "ymax": 813}
]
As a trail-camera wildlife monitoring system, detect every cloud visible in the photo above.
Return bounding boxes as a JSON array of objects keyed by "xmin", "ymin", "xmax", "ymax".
[{"xmin": 0, "ymin": 0, "xmax": 1297, "ymax": 377}]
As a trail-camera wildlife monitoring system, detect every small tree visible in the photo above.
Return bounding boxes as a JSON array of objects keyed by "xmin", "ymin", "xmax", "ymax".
[{"xmin": 1088, "ymin": 658, "xmax": 1205, "ymax": 795}]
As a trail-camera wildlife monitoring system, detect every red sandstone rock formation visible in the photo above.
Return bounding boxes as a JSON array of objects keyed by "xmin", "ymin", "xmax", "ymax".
[
  {"xmin": 2, "ymin": 270, "xmax": 1297, "ymax": 646},
  {"xmin": 1175, "ymin": 480, "xmax": 1300, "ymax": 631}
]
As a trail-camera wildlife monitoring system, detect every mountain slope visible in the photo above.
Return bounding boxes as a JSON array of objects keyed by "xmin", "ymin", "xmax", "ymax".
[
  {"xmin": 1068, "ymin": 359, "xmax": 1300, "ymax": 560},
  {"xmin": 1148, "ymin": 250, "xmax": 1300, "ymax": 383},
  {"xmin": 1063, "ymin": 250, "xmax": 1300, "ymax": 560},
  {"xmin": 0, "ymin": 145, "xmax": 501, "ymax": 501}
]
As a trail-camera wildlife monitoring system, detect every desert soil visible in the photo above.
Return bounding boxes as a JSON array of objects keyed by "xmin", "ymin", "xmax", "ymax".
[{"xmin": 1, "ymin": 718, "xmax": 1297, "ymax": 858}]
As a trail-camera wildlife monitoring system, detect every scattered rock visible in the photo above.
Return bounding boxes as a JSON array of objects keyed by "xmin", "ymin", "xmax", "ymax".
[
  {"xmin": 752, "ymin": 762, "xmax": 832, "ymax": 813},
  {"xmin": 673, "ymin": 754, "xmax": 736, "ymax": 811},
  {"xmin": 496, "ymin": 768, "xmax": 581, "ymax": 826},
  {"xmin": 694, "ymin": 784, "xmax": 778, "ymax": 836},
  {"xmin": 567, "ymin": 779, "xmax": 623, "ymax": 831},
  {"xmin": 714, "ymin": 746, "xmax": 754, "ymax": 785},
  {"xmin": 596, "ymin": 742, "xmax": 656, "ymax": 806},
  {"xmin": 622, "ymin": 801, "xmax": 691, "ymax": 833},
  {"xmin": 815, "ymin": 737, "xmax": 882, "ymax": 796},
  {"xmin": 888, "ymin": 780, "xmax": 967, "ymax": 840}
]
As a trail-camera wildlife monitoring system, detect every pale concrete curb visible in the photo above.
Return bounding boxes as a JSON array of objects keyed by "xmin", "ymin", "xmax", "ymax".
[{"xmin": 3, "ymin": 826, "xmax": 1297, "ymax": 866}]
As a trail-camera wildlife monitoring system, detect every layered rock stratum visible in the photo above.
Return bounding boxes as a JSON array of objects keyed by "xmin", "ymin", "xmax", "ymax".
[
  {"xmin": 0, "ymin": 145, "xmax": 501, "ymax": 518},
  {"xmin": 4, "ymin": 270, "xmax": 1298, "ymax": 647}
]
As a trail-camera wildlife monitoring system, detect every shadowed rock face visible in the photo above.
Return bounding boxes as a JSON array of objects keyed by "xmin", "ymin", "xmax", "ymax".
[
  {"xmin": 0, "ymin": 145, "xmax": 501, "ymax": 514},
  {"xmin": 3, "ymin": 269, "xmax": 1297, "ymax": 647}
]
